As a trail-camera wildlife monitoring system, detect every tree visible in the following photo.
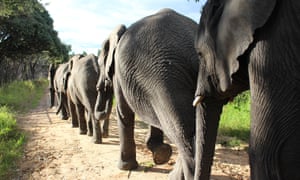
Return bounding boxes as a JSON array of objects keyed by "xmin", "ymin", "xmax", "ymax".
[
  {"xmin": 0, "ymin": 0, "xmax": 70, "ymax": 84},
  {"xmin": 0, "ymin": 0, "xmax": 69, "ymax": 60}
]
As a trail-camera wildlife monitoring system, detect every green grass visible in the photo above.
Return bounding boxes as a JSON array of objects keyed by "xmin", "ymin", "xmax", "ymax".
[
  {"xmin": 218, "ymin": 91, "xmax": 251, "ymax": 147},
  {"xmin": 0, "ymin": 80, "xmax": 47, "ymax": 112},
  {"xmin": 0, "ymin": 79, "xmax": 48, "ymax": 178}
]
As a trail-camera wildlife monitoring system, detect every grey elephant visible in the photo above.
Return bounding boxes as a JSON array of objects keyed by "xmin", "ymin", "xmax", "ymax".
[
  {"xmin": 48, "ymin": 63, "xmax": 56, "ymax": 108},
  {"xmin": 48, "ymin": 62, "xmax": 70, "ymax": 120},
  {"xmin": 193, "ymin": 0, "xmax": 300, "ymax": 180},
  {"xmin": 94, "ymin": 9, "xmax": 201, "ymax": 179},
  {"xmin": 64, "ymin": 54, "xmax": 110, "ymax": 144}
]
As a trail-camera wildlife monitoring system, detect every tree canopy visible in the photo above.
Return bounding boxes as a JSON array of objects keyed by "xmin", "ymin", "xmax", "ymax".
[{"xmin": 0, "ymin": 0, "xmax": 70, "ymax": 60}]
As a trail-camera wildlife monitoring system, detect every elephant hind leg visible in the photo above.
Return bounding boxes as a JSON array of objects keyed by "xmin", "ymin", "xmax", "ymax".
[
  {"xmin": 168, "ymin": 139, "xmax": 194, "ymax": 180},
  {"xmin": 156, "ymin": 115, "xmax": 194, "ymax": 179},
  {"xmin": 76, "ymin": 103, "xmax": 87, "ymax": 135},
  {"xmin": 85, "ymin": 110, "xmax": 93, "ymax": 136},
  {"xmin": 68, "ymin": 99, "xmax": 79, "ymax": 128},
  {"xmin": 146, "ymin": 126, "xmax": 172, "ymax": 164}
]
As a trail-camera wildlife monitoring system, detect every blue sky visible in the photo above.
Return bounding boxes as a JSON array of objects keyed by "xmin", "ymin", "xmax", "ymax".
[{"xmin": 44, "ymin": 0, "xmax": 206, "ymax": 55}]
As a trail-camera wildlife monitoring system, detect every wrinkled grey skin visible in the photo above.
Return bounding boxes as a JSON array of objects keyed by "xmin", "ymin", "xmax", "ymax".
[
  {"xmin": 95, "ymin": 9, "xmax": 205, "ymax": 179},
  {"xmin": 48, "ymin": 62, "xmax": 70, "ymax": 120},
  {"xmin": 194, "ymin": 0, "xmax": 300, "ymax": 180},
  {"xmin": 95, "ymin": 36, "xmax": 171, "ymax": 166},
  {"xmin": 65, "ymin": 54, "xmax": 108, "ymax": 144}
]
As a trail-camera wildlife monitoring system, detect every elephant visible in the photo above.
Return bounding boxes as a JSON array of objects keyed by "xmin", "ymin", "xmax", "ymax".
[
  {"xmin": 48, "ymin": 63, "xmax": 56, "ymax": 108},
  {"xmin": 64, "ymin": 54, "xmax": 110, "ymax": 144},
  {"xmin": 94, "ymin": 8, "xmax": 202, "ymax": 179},
  {"xmin": 193, "ymin": 0, "xmax": 300, "ymax": 180},
  {"xmin": 48, "ymin": 62, "xmax": 70, "ymax": 120}
]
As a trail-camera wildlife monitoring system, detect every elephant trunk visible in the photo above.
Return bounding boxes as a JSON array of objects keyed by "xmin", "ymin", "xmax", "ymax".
[
  {"xmin": 94, "ymin": 88, "xmax": 113, "ymax": 120},
  {"xmin": 194, "ymin": 98, "xmax": 227, "ymax": 180}
]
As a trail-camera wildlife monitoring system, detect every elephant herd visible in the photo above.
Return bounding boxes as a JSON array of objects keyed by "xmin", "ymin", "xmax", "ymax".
[{"xmin": 48, "ymin": 1, "xmax": 300, "ymax": 179}]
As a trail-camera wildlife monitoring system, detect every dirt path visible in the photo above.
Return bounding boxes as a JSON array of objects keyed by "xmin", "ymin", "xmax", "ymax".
[{"xmin": 15, "ymin": 91, "xmax": 250, "ymax": 180}]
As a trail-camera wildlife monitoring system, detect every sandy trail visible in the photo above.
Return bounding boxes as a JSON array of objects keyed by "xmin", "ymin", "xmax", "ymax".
[{"xmin": 15, "ymin": 91, "xmax": 249, "ymax": 179}]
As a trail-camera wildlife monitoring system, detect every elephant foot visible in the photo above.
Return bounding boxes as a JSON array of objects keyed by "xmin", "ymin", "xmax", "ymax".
[
  {"xmin": 102, "ymin": 131, "xmax": 109, "ymax": 138},
  {"xmin": 60, "ymin": 116, "xmax": 68, "ymax": 120},
  {"xmin": 169, "ymin": 160, "xmax": 184, "ymax": 180},
  {"xmin": 71, "ymin": 120, "xmax": 79, "ymax": 128},
  {"xmin": 169, "ymin": 169, "xmax": 184, "ymax": 180},
  {"xmin": 87, "ymin": 131, "xmax": 93, "ymax": 136},
  {"xmin": 92, "ymin": 139, "xmax": 102, "ymax": 144},
  {"xmin": 72, "ymin": 124, "xmax": 79, "ymax": 128},
  {"xmin": 118, "ymin": 159, "xmax": 138, "ymax": 170},
  {"xmin": 79, "ymin": 130, "xmax": 87, "ymax": 135},
  {"xmin": 152, "ymin": 143, "xmax": 172, "ymax": 164}
]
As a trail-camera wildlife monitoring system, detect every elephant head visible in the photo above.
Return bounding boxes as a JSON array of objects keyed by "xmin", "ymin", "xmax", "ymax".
[
  {"xmin": 94, "ymin": 25, "xmax": 126, "ymax": 120},
  {"xmin": 55, "ymin": 55, "xmax": 83, "ymax": 116},
  {"xmin": 50, "ymin": 62, "xmax": 70, "ymax": 120},
  {"xmin": 194, "ymin": 0, "xmax": 275, "ymax": 102},
  {"xmin": 193, "ymin": 0, "xmax": 276, "ymax": 179},
  {"xmin": 62, "ymin": 54, "xmax": 84, "ymax": 92}
]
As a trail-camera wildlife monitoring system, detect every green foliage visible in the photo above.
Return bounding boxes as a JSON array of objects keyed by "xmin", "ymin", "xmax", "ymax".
[
  {"xmin": 0, "ymin": 0, "xmax": 70, "ymax": 61},
  {"xmin": 0, "ymin": 79, "xmax": 47, "ymax": 178},
  {"xmin": 140, "ymin": 161, "xmax": 155, "ymax": 172},
  {"xmin": 0, "ymin": 106, "xmax": 25, "ymax": 178},
  {"xmin": 218, "ymin": 91, "xmax": 251, "ymax": 147},
  {"xmin": 0, "ymin": 106, "xmax": 16, "ymax": 139},
  {"xmin": 0, "ymin": 0, "xmax": 41, "ymax": 17},
  {"xmin": 0, "ymin": 79, "xmax": 47, "ymax": 112}
]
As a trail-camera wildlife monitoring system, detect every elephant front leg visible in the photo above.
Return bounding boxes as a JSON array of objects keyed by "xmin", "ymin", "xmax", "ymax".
[
  {"xmin": 85, "ymin": 110, "xmax": 102, "ymax": 144},
  {"xmin": 101, "ymin": 118, "xmax": 109, "ymax": 138},
  {"xmin": 146, "ymin": 126, "xmax": 172, "ymax": 165},
  {"xmin": 85, "ymin": 111, "xmax": 93, "ymax": 136},
  {"xmin": 68, "ymin": 99, "xmax": 79, "ymax": 128},
  {"xmin": 116, "ymin": 97, "xmax": 138, "ymax": 170},
  {"xmin": 92, "ymin": 117, "xmax": 102, "ymax": 144}
]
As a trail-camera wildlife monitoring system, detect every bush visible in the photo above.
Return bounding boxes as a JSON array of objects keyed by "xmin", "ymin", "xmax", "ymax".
[
  {"xmin": 0, "ymin": 79, "xmax": 47, "ymax": 112},
  {"xmin": 0, "ymin": 106, "xmax": 25, "ymax": 177},
  {"xmin": 0, "ymin": 79, "xmax": 47, "ymax": 177},
  {"xmin": 218, "ymin": 91, "xmax": 251, "ymax": 147}
]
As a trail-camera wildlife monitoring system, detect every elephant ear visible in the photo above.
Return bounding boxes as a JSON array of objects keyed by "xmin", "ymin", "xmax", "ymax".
[
  {"xmin": 213, "ymin": 0, "xmax": 276, "ymax": 91},
  {"xmin": 63, "ymin": 72, "xmax": 71, "ymax": 91},
  {"xmin": 105, "ymin": 24, "xmax": 126, "ymax": 82},
  {"xmin": 68, "ymin": 54, "xmax": 84, "ymax": 71}
]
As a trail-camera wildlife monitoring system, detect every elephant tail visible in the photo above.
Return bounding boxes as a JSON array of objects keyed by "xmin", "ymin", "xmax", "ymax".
[{"xmin": 56, "ymin": 92, "xmax": 63, "ymax": 115}]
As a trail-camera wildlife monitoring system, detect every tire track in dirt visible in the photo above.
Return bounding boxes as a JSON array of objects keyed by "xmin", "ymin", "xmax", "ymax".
[{"xmin": 14, "ymin": 90, "xmax": 249, "ymax": 180}]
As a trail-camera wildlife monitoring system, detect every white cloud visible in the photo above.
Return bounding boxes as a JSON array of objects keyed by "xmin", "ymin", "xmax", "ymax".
[{"xmin": 45, "ymin": 0, "xmax": 205, "ymax": 55}]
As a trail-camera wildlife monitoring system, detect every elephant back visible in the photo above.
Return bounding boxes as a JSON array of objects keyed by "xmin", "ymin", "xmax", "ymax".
[{"xmin": 116, "ymin": 9, "xmax": 199, "ymax": 94}]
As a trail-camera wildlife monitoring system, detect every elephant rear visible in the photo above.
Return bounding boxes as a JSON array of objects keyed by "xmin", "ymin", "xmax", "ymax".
[{"xmin": 113, "ymin": 9, "xmax": 200, "ymax": 179}]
